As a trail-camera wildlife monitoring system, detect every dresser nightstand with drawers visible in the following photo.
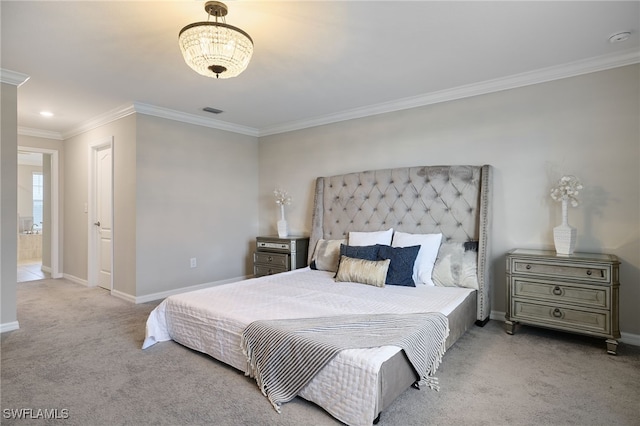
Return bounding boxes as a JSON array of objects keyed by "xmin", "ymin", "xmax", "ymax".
[
  {"xmin": 505, "ymin": 249, "xmax": 620, "ymax": 354},
  {"xmin": 253, "ymin": 236, "xmax": 310, "ymax": 277}
]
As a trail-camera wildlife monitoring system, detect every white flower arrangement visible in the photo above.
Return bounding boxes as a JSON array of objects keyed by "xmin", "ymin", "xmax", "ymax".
[
  {"xmin": 550, "ymin": 175, "xmax": 583, "ymax": 207},
  {"xmin": 274, "ymin": 188, "xmax": 291, "ymax": 236},
  {"xmin": 273, "ymin": 188, "xmax": 292, "ymax": 206}
]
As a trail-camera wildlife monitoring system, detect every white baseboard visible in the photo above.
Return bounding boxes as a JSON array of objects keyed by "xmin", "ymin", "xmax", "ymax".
[
  {"xmin": 39, "ymin": 265, "xmax": 63, "ymax": 278},
  {"xmin": 490, "ymin": 310, "xmax": 506, "ymax": 322},
  {"xmin": 31, "ymin": 272, "xmax": 133, "ymax": 303},
  {"xmin": 63, "ymin": 273, "xmax": 89, "ymax": 287},
  {"xmin": 490, "ymin": 310, "xmax": 639, "ymax": 347},
  {"xmin": 111, "ymin": 289, "xmax": 136, "ymax": 304},
  {"xmin": 132, "ymin": 275, "xmax": 250, "ymax": 304},
  {"xmin": 620, "ymin": 331, "xmax": 640, "ymax": 347},
  {"xmin": 60, "ymin": 274, "xmax": 249, "ymax": 304},
  {"xmin": 1, "ymin": 321, "xmax": 20, "ymax": 333}
]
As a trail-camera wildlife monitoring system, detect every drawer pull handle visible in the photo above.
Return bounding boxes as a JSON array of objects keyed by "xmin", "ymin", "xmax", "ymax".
[
  {"xmin": 552, "ymin": 286, "xmax": 563, "ymax": 296},
  {"xmin": 552, "ymin": 308, "xmax": 563, "ymax": 318},
  {"xmin": 525, "ymin": 264, "xmax": 532, "ymax": 270},
  {"xmin": 267, "ymin": 256, "xmax": 273, "ymax": 262},
  {"xmin": 586, "ymin": 270, "xmax": 592, "ymax": 276}
]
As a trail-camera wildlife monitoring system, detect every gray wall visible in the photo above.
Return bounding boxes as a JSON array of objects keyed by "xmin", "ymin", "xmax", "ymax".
[
  {"xmin": 135, "ymin": 115, "xmax": 259, "ymax": 297},
  {"xmin": 1, "ymin": 82, "xmax": 19, "ymax": 328},
  {"xmin": 258, "ymin": 65, "xmax": 640, "ymax": 336}
]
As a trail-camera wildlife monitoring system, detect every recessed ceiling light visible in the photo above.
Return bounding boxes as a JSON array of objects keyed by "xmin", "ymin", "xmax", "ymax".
[
  {"xmin": 609, "ymin": 31, "xmax": 631, "ymax": 43},
  {"xmin": 39, "ymin": 111, "xmax": 54, "ymax": 117}
]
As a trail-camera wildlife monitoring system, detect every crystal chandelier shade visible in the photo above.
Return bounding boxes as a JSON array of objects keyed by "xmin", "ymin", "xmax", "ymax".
[{"xmin": 178, "ymin": 2, "xmax": 253, "ymax": 79}]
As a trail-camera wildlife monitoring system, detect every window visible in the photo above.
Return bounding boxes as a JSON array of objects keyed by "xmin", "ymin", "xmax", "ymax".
[{"xmin": 32, "ymin": 172, "xmax": 43, "ymax": 230}]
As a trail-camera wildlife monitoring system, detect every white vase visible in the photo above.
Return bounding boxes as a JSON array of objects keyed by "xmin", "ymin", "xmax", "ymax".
[
  {"xmin": 277, "ymin": 204, "xmax": 288, "ymax": 238},
  {"xmin": 553, "ymin": 199, "xmax": 576, "ymax": 255}
]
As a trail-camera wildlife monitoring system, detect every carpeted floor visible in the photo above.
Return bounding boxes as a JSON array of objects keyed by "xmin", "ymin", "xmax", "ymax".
[{"xmin": 2, "ymin": 278, "xmax": 639, "ymax": 425}]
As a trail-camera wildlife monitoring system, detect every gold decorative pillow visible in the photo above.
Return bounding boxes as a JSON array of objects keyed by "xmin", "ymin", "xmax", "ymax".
[{"xmin": 334, "ymin": 256, "xmax": 390, "ymax": 288}]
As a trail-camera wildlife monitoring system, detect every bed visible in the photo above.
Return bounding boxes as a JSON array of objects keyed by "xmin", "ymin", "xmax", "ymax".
[{"xmin": 143, "ymin": 164, "xmax": 493, "ymax": 425}]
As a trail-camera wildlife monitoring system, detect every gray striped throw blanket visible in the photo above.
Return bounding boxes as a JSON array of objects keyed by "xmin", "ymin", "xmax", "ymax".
[{"xmin": 240, "ymin": 312, "xmax": 449, "ymax": 413}]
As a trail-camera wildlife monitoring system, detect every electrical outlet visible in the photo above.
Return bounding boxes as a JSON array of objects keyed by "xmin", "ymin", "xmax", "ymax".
[{"xmin": 190, "ymin": 258, "xmax": 197, "ymax": 268}]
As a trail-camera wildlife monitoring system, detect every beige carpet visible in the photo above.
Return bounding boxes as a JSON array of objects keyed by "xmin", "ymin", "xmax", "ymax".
[{"xmin": 2, "ymin": 278, "xmax": 639, "ymax": 425}]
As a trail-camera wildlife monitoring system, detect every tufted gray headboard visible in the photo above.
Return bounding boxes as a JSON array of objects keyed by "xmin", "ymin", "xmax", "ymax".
[{"xmin": 308, "ymin": 165, "xmax": 493, "ymax": 323}]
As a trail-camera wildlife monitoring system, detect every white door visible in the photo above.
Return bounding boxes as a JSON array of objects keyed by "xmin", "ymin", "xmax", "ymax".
[{"xmin": 94, "ymin": 145, "xmax": 112, "ymax": 290}]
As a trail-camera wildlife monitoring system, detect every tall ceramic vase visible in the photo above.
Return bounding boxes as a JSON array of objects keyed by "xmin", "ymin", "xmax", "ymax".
[
  {"xmin": 553, "ymin": 199, "xmax": 576, "ymax": 255},
  {"xmin": 277, "ymin": 204, "xmax": 288, "ymax": 238}
]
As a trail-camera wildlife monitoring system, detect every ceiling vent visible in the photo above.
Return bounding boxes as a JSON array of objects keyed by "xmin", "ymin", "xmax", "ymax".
[
  {"xmin": 609, "ymin": 31, "xmax": 631, "ymax": 43},
  {"xmin": 203, "ymin": 107, "xmax": 223, "ymax": 114}
]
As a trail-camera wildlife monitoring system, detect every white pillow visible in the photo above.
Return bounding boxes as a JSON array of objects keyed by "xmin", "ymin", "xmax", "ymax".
[
  {"xmin": 348, "ymin": 228, "xmax": 393, "ymax": 246},
  {"xmin": 391, "ymin": 232, "xmax": 442, "ymax": 286}
]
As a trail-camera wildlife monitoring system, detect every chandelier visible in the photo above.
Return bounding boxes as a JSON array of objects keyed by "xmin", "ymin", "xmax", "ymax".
[{"xmin": 178, "ymin": 1, "xmax": 253, "ymax": 79}]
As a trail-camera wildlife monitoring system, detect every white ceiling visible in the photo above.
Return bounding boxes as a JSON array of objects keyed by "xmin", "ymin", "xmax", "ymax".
[{"xmin": 2, "ymin": 1, "xmax": 639, "ymax": 138}]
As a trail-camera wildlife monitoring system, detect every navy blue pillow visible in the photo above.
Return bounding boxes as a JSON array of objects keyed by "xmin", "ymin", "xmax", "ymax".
[
  {"xmin": 339, "ymin": 244, "xmax": 382, "ymax": 261},
  {"xmin": 464, "ymin": 241, "xmax": 479, "ymax": 252},
  {"xmin": 377, "ymin": 245, "xmax": 421, "ymax": 287},
  {"xmin": 335, "ymin": 244, "xmax": 383, "ymax": 279}
]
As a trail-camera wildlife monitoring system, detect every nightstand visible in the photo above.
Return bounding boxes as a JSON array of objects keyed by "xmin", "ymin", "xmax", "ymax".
[
  {"xmin": 253, "ymin": 236, "xmax": 309, "ymax": 277},
  {"xmin": 505, "ymin": 249, "xmax": 620, "ymax": 354}
]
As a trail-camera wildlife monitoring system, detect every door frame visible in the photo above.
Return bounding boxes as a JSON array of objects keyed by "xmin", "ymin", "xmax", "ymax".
[
  {"xmin": 17, "ymin": 145, "xmax": 62, "ymax": 279},
  {"xmin": 88, "ymin": 137, "xmax": 114, "ymax": 290}
]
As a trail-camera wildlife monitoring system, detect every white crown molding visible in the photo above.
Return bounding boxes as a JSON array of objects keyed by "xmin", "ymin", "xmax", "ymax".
[
  {"xmin": 23, "ymin": 101, "xmax": 261, "ymax": 141},
  {"xmin": 19, "ymin": 48, "xmax": 640, "ymax": 140},
  {"xmin": 0, "ymin": 69, "xmax": 30, "ymax": 87},
  {"xmin": 258, "ymin": 48, "xmax": 640, "ymax": 137},
  {"xmin": 18, "ymin": 127, "xmax": 64, "ymax": 140},
  {"xmin": 62, "ymin": 103, "xmax": 136, "ymax": 139},
  {"xmin": 132, "ymin": 102, "xmax": 260, "ymax": 137}
]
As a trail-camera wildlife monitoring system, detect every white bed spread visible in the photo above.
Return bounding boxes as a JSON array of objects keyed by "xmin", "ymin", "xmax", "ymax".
[{"xmin": 143, "ymin": 267, "xmax": 473, "ymax": 426}]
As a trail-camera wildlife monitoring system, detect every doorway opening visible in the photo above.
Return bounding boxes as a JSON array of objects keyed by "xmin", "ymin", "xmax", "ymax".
[
  {"xmin": 17, "ymin": 147, "xmax": 61, "ymax": 282},
  {"xmin": 17, "ymin": 151, "xmax": 47, "ymax": 281}
]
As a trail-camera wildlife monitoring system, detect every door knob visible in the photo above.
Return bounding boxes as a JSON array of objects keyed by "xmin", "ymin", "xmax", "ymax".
[{"xmin": 94, "ymin": 221, "xmax": 101, "ymax": 226}]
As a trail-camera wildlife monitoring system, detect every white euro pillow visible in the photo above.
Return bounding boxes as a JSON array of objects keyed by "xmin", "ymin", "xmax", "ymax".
[
  {"xmin": 391, "ymin": 231, "xmax": 442, "ymax": 286},
  {"xmin": 348, "ymin": 228, "xmax": 393, "ymax": 246}
]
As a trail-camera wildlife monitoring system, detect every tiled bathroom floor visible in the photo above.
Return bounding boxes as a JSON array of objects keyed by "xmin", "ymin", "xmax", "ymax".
[{"xmin": 18, "ymin": 260, "xmax": 50, "ymax": 282}]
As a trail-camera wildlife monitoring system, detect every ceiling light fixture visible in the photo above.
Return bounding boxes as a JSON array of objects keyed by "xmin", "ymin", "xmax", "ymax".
[
  {"xmin": 39, "ymin": 111, "xmax": 54, "ymax": 117},
  {"xmin": 178, "ymin": 1, "xmax": 253, "ymax": 79}
]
